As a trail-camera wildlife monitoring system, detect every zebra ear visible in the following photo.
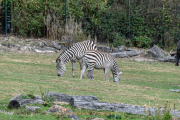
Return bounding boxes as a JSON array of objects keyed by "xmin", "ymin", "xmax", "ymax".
[
  {"xmin": 53, "ymin": 60, "xmax": 56, "ymax": 63},
  {"xmin": 119, "ymin": 71, "xmax": 123, "ymax": 75}
]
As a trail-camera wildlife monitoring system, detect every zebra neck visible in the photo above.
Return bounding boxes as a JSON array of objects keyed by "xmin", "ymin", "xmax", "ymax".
[
  {"xmin": 58, "ymin": 51, "xmax": 72, "ymax": 64},
  {"xmin": 112, "ymin": 59, "xmax": 119, "ymax": 74}
]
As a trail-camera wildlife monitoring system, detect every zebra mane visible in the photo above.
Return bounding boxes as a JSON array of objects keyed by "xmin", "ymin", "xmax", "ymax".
[{"xmin": 56, "ymin": 44, "xmax": 74, "ymax": 61}]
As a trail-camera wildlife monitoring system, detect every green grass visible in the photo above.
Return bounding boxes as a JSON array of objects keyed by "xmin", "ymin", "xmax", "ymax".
[{"xmin": 0, "ymin": 51, "xmax": 179, "ymax": 119}]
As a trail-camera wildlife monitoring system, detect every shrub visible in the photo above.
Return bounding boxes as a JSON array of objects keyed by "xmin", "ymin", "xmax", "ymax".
[
  {"xmin": 134, "ymin": 35, "xmax": 152, "ymax": 48},
  {"xmin": 113, "ymin": 34, "xmax": 130, "ymax": 47}
]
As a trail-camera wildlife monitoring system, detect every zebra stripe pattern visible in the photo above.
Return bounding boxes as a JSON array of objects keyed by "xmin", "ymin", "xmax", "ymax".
[
  {"xmin": 80, "ymin": 50, "xmax": 123, "ymax": 82},
  {"xmin": 55, "ymin": 40, "xmax": 97, "ymax": 77}
]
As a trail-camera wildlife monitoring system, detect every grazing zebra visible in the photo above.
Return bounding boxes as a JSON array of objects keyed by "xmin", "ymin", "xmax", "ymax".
[
  {"xmin": 80, "ymin": 50, "xmax": 123, "ymax": 83},
  {"xmin": 54, "ymin": 40, "xmax": 97, "ymax": 77}
]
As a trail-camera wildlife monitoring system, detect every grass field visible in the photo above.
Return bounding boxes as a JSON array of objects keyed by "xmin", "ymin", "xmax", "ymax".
[{"xmin": 0, "ymin": 51, "xmax": 180, "ymax": 119}]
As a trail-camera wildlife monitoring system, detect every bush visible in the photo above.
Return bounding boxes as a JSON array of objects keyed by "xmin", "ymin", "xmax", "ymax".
[
  {"xmin": 134, "ymin": 35, "xmax": 152, "ymax": 48},
  {"xmin": 113, "ymin": 34, "xmax": 130, "ymax": 47}
]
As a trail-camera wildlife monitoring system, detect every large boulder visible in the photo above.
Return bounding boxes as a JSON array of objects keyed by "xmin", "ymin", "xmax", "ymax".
[{"xmin": 147, "ymin": 45, "xmax": 166, "ymax": 59}]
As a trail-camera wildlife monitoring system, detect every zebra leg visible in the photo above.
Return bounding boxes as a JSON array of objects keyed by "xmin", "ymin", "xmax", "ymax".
[
  {"xmin": 78, "ymin": 58, "xmax": 83, "ymax": 70},
  {"xmin": 71, "ymin": 61, "xmax": 75, "ymax": 78},
  {"xmin": 87, "ymin": 64, "xmax": 94, "ymax": 80},
  {"xmin": 87, "ymin": 70, "xmax": 94, "ymax": 80},
  {"xmin": 104, "ymin": 68, "xmax": 110, "ymax": 82},
  {"xmin": 80, "ymin": 65, "xmax": 86, "ymax": 79}
]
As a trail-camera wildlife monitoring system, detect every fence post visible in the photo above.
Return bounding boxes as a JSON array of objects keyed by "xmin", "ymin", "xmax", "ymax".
[{"xmin": 5, "ymin": 0, "xmax": 7, "ymax": 36}]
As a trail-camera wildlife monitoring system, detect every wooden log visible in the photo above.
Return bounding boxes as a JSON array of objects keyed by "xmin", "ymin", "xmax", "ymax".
[
  {"xmin": 45, "ymin": 92, "xmax": 98, "ymax": 103},
  {"xmin": 8, "ymin": 94, "xmax": 43, "ymax": 109},
  {"xmin": 69, "ymin": 97, "xmax": 180, "ymax": 117}
]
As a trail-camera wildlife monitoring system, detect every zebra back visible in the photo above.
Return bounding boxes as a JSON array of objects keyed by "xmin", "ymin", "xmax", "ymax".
[
  {"xmin": 56, "ymin": 40, "xmax": 97, "ymax": 64},
  {"xmin": 84, "ymin": 50, "xmax": 120, "ymax": 74}
]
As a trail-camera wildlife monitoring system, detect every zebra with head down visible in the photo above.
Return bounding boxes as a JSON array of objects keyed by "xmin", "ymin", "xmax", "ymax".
[
  {"xmin": 79, "ymin": 50, "xmax": 123, "ymax": 83},
  {"xmin": 54, "ymin": 40, "xmax": 97, "ymax": 77}
]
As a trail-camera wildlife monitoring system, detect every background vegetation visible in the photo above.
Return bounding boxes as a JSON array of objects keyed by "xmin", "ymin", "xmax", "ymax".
[{"xmin": 1, "ymin": 0, "xmax": 180, "ymax": 48}]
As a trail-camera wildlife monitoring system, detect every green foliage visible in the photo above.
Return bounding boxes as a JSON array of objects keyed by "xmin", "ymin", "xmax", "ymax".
[
  {"xmin": 106, "ymin": 113, "xmax": 121, "ymax": 119},
  {"xmin": 39, "ymin": 86, "xmax": 54, "ymax": 107},
  {"xmin": 113, "ymin": 35, "xmax": 130, "ymax": 47},
  {"xmin": 134, "ymin": 35, "xmax": 153, "ymax": 48},
  {"xmin": 21, "ymin": 90, "xmax": 35, "ymax": 99}
]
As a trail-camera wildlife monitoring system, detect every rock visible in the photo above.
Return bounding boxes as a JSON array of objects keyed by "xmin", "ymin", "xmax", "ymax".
[
  {"xmin": 156, "ymin": 56, "xmax": 175, "ymax": 62},
  {"xmin": 37, "ymin": 42, "xmax": 47, "ymax": 47},
  {"xmin": 49, "ymin": 41, "xmax": 61, "ymax": 50},
  {"xmin": 97, "ymin": 46, "xmax": 111, "ymax": 53},
  {"xmin": 46, "ymin": 105, "xmax": 79, "ymax": 120},
  {"xmin": 61, "ymin": 35, "xmax": 76, "ymax": 44},
  {"xmin": 126, "ymin": 48, "xmax": 133, "ymax": 51},
  {"xmin": 0, "ymin": 110, "xmax": 14, "ymax": 115},
  {"xmin": 147, "ymin": 45, "xmax": 166, "ymax": 59},
  {"xmin": 169, "ymin": 89, "xmax": 180, "ymax": 92},
  {"xmin": 34, "ymin": 49, "xmax": 55, "ymax": 53},
  {"xmin": 25, "ymin": 106, "xmax": 41, "ymax": 112},
  {"xmin": 117, "ymin": 45, "xmax": 127, "ymax": 52},
  {"xmin": 40, "ymin": 47, "xmax": 55, "ymax": 51},
  {"xmin": 110, "ymin": 51, "xmax": 142, "ymax": 58},
  {"xmin": 18, "ymin": 46, "xmax": 29, "ymax": 51}
]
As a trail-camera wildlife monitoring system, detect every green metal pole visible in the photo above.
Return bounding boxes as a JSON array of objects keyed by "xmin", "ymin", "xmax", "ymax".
[
  {"xmin": 129, "ymin": 0, "xmax": 131, "ymax": 40},
  {"xmin": 5, "ymin": 0, "xmax": 7, "ymax": 36},
  {"xmin": 65, "ymin": 0, "xmax": 67, "ymax": 25}
]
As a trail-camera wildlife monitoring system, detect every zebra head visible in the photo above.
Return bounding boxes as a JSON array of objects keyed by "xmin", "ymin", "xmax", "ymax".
[
  {"xmin": 54, "ymin": 59, "xmax": 66, "ymax": 77},
  {"xmin": 113, "ymin": 71, "xmax": 123, "ymax": 83}
]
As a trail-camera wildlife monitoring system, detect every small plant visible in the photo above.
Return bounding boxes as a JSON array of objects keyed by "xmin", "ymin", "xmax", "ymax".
[
  {"xmin": 21, "ymin": 90, "xmax": 35, "ymax": 99},
  {"xmin": 39, "ymin": 86, "xmax": 54, "ymax": 107},
  {"xmin": 106, "ymin": 112, "xmax": 121, "ymax": 119}
]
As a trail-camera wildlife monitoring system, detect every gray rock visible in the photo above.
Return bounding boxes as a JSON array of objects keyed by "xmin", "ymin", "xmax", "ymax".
[
  {"xmin": 19, "ymin": 46, "xmax": 29, "ymax": 51},
  {"xmin": 147, "ymin": 45, "xmax": 166, "ymax": 59},
  {"xmin": 40, "ymin": 47, "xmax": 55, "ymax": 51},
  {"xmin": 25, "ymin": 106, "xmax": 41, "ymax": 112},
  {"xmin": 126, "ymin": 48, "xmax": 133, "ymax": 51},
  {"xmin": 156, "ymin": 56, "xmax": 175, "ymax": 62},
  {"xmin": 34, "ymin": 49, "xmax": 55, "ymax": 53},
  {"xmin": 49, "ymin": 41, "xmax": 61, "ymax": 50},
  {"xmin": 117, "ymin": 45, "xmax": 127, "ymax": 52},
  {"xmin": 110, "ymin": 51, "xmax": 142, "ymax": 58},
  {"xmin": 169, "ymin": 89, "xmax": 180, "ymax": 92},
  {"xmin": 97, "ymin": 46, "xmax": 111, "ymax": 53},
  {"xmin": 46, "ymin": 105, "xmax": 79, "ymax": 120},
  {"xmin": 0, "ymin": 110, "xmax": 14, "ymax": 115},
  {"xmin": 37, "ymin": 42, "xmax": 47, "ymax": 47}
]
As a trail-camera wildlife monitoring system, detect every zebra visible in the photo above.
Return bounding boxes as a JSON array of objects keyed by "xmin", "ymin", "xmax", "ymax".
[
  {"xmin": 80, "ymin": 50, "xmax": 123, "ymax": 83},
  {"xmin": 54, "ymin": 40, "xmax": 97, "ymax": 77}
]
